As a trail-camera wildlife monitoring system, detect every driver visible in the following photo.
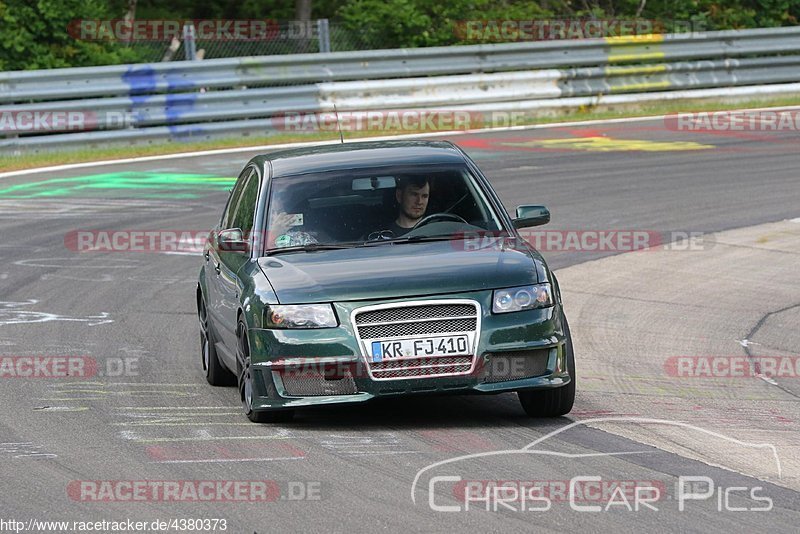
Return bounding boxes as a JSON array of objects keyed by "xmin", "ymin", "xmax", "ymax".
[{"xmin": 388, "ymin": 176, "xmax": 430, "ymax": 237}]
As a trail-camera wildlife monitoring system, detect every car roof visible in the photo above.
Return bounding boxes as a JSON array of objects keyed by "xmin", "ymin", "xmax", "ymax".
[{"xmin": 256, "ymin": 140, "xmax": 467, "ymax": 177}]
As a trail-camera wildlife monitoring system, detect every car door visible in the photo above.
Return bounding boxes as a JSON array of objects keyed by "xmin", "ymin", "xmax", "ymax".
[
  {"xmin": 205, "ymin": 165, "xmax": 248, "ymax": 326},
  {"xmin": 215, "ymin": 165, "xmax": 260, "ymax": 354}
]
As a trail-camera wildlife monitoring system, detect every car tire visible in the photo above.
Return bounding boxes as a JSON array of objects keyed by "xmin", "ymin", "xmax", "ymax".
[
  {"xmin": 237, "ymin": 320, "xmax": 295, "ymax": 424},
  {"xmin": 199, "ymin": 295, "xmax": 236, "ymax": 386},
  {"xmin": 518, "ymin": 314, "xmax": 576, "ymax": 417}
]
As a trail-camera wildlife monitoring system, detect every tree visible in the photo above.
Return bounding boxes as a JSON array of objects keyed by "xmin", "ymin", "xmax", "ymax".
[
  {"xmin": 295, "ymin": 0, "xmax": 312, "ymax": 20},
  {"xmin": 0, "ymin": 0, "xmax": 141, "ymax": 70}
]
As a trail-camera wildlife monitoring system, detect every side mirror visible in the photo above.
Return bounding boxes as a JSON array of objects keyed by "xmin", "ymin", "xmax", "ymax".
[
  {"xmin": 512, "ymin": 205, "xmax": 550, "ymax": 229},
  {"xmin": 217, "ymin": 228, "xmax": 249, "ymax": 253}
]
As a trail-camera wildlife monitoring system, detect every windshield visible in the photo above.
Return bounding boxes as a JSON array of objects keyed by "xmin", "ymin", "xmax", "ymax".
[{"xmin": 262, "ymin": 163, "xmax": 504, "ymax": 253}]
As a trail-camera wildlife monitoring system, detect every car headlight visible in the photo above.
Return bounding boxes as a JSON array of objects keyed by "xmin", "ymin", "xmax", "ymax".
[
  {"xmin": 264, "ymin": 304, "xmax": 338, "ymax": 328},
  {"xmin": 492, "ymin": 284, "xmax": 553, "ymax": 313}
]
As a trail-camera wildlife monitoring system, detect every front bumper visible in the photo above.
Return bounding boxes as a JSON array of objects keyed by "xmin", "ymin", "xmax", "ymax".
[{"xmin": 246, "ymin": 291, "xmax": 570, "ymax": 411}]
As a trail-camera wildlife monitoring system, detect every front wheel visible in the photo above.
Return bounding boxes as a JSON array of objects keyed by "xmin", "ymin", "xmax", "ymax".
[
  {"xmin": 518, "ymin": 315, "xmax": 576, "ymax": 417},
  {"xmin": 236, "ymin": 320, "xmax": 295, "ymax": 424}
]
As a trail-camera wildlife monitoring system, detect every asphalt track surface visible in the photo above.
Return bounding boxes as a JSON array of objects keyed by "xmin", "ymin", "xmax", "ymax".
[{"xmin": 0, "ymin": 116, "xmax": 799, "ymax": 532}]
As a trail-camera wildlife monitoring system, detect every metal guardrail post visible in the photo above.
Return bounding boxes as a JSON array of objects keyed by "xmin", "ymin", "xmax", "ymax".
[
  {"xmin": 183, "ymin": 23, "xmax": 197, "ymax": 61},
  {"xmin": 317, "ymin": 19, "xmax": 331, "ymax": 53}
]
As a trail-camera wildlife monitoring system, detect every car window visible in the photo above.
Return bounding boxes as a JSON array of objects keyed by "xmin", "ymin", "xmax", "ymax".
[
  {"xmin": 220, "ymin": 167, "xmax": 253, "ymax": 229},
  {"xmin": 230, "ymin": 168, "xmax": 259, "ymax": 234},
  {"xmin": 263, "ymin": 163, "xmax": 503, "ymax": 251}
]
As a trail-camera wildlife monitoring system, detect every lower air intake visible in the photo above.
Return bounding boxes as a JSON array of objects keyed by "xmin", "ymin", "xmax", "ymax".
[
  {"xmin": 482, "ymin": 349, "xmax": 550, "ymax": 383},
  {"xmin": 280, "ymin": 369, "xmax": 358, "ymax": 396}
]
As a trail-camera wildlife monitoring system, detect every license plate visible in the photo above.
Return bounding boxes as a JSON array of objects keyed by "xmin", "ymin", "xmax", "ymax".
[{"xmin": 371, "ymin": 335, "xmax": 469, "ymax": 362}]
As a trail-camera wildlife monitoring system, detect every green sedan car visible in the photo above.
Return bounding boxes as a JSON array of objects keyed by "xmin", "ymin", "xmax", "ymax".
[{"xmin": 197, "ymin": 140, "xmax": 575, "ymax": 423}]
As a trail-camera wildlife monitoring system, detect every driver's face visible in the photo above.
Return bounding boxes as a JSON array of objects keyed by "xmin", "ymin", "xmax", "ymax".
[{"xmin": 397, "ymin": 183, "xmax": 430, "ymax": 221}]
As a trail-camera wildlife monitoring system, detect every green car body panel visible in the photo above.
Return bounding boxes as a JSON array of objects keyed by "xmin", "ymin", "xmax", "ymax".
[{"xmin": 197, "ymin": 140, "xmax": 574, "ymax": 420}]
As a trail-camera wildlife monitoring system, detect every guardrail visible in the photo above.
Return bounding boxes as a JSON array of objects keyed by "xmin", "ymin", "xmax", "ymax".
[{"xmin": 2, "ymin": 26, "xmax": 800, "ymax": 152}]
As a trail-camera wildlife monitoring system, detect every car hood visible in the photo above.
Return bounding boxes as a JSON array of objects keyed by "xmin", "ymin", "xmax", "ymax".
[{"xmin": 257, "ymin": 240, "xmax": 542, "ymax": 304}]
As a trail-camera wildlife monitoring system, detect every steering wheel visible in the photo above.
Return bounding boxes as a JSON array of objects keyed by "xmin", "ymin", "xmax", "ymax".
[{"xmin": 411, "ymin": 212, "xmax": 468, "ymax": 230}]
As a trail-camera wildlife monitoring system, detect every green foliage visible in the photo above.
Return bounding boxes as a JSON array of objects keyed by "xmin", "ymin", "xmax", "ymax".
[
  {"xmin": 0, "ymin": 0, "xmax": 798, "ymax": 69},
  {"xmin": 0, "ymin": 0, "xmax": 146, "ymax": 71},
  {"xmin": 337, "ymin": 0, "xmax": 553, "ymax": 47},
  {"xmin": 337, "ymin": 0, "xmax": 433, "ymax": 48},
  {"xmin": 621, "ymin": 0, "xmax": 798, "ymax": 30}
]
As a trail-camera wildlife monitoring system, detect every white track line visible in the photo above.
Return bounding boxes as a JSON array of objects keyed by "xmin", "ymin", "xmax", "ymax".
[{"xmin": 3, "ymin": 104, "xmax": 800, "ymax": 179}]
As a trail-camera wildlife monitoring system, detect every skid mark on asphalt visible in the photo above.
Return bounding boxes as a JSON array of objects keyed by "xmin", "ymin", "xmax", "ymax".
[
  {"xmin": 580, "ymin": 368, "xmax": 800, "ymax": 432},
  {"xmin": 741, "ymin": 302, "xmax": 800, "ymax": 396},
  {"xmin": 39, "ymin": 382, "xmax": 200, "ymax": 403},
  {"xmin": 38, "ymin": 274, "xmax": 196, "ymax": 284},
  {"xmin": 111, "ymin": 408, "xmax": 306, "ymax": 463},
  {"xmin": 32, "ymin": 406, "xmax": 89, "ymax": 412},
  {"xmin": 112, "ymin": 409, "xmax": 504, "ymax": 459},
  {"xmin": 0, "ymin": 198, "xmax": 197, "ymax": 217},
  {"xmin": 55, "ymin": 401, "xmax": 573, "ymax": 463},
  {"xmin": 118, "ymin": 424, "xmax": 293, "ymax": 444},
  {"xmin": 41, "ymin": 273, "xmax": 116, "ymax": 283},
  {"xmin": 146, "ymin": 442, "xmax": 306, "ymax": 463},
  {"xmin": 15, "ymin": 257, "xmax": 140, "ymax": 269},
  {"xmin": 415, "ymin": 429, "xmax": 499, "ymax": 453},
  {"xmin": 316, "ymin": 433, "xmax": 420, "ymax": 456},
  {"xmin": 0, "ymin": 442, "xmax": 58, "ymax": 459},
  {"xmin": 570, "ymin": 408, "xmax": 643, "ymax": 417}
]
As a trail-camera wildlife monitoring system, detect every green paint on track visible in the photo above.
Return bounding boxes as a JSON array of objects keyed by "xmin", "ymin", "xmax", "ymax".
[{"xmin": 0, "ymin": 172, "xmax": 235, "ymax": 199}]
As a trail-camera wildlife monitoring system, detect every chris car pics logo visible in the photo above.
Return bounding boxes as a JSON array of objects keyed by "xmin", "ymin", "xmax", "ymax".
[{"xmin": 411, "ymin": 417, "xmax": 780, "ymax": 513}]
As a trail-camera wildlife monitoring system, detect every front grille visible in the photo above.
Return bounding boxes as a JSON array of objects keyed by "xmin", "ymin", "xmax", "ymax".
[
  {"xmin": 352, "ymin": 300, "xmax": 480, "ymax": 381},
  {"xmin": 356, "ymin": 304, "xmax": 476, "ymax": 324},
  {"xmin": 357, "ymin": 318, "xmax": 477, "ymax": 340},
  {"xmin": 482, "ymin": 349, "xmax": 550, "ymax": 383},
  {"xmin": 279, "ymin": 369, "xmax": 358, "ymax": 396}
]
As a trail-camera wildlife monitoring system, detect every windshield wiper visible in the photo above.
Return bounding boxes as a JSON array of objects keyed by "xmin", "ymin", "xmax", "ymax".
[
  {"xmin": 384, "ymin": 235, "xmax": 460, "ymax": 245},
  {"xmin": 265, "ymin": 243, "xmax": 361, "ymax": 255}
]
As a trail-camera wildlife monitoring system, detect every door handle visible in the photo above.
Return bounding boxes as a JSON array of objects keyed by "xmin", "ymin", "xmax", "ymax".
[
  {"xmin": 214, "ymin": 262, "xmax": 221, "ymax": 275},
  {"xmin": 204, "ymin": 251, "xmax": 210, "ymax": 262}
]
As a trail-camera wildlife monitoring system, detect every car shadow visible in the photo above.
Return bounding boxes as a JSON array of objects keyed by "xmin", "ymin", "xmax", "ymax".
[{"xmin": 283, "ymin": 392, "xmax": 573, "ymax": 431}]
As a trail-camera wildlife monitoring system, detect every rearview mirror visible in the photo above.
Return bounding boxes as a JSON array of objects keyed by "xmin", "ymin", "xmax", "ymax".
[
  {"xmin": 352, "ymin": 176, "xmax": 396, "ymax": 191},
  {"xmin": 513, "ymin": 205, "xmax": 550, "ymax": 229},
  {"xmin": 217, "ymin": 228, "xmax": 249, "ymax": 253}
]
